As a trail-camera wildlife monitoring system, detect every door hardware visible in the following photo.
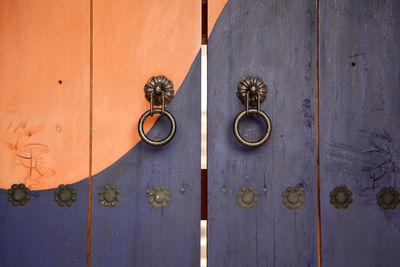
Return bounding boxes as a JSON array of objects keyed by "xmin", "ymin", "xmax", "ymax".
[
  {"xmin": 233, "ymin": 76, "xmax": 272, "ymax": 147},
  {"xmin": 138, "ymin": 75, "xmax": 176, "ymax": 146}
]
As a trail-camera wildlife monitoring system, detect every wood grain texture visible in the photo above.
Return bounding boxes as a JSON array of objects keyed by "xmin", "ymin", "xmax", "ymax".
[
  {"xmin": 90, "ymin": 54, "xmax": 201, "ymax": 267},
  {"xmin": 0, "ymin": 181, "xmax": 88, "ymax": 266},
  {"xmin": 208, "ymin": 0, "xmax": 229, "ymax": 37},
  {"xmin": 92, "ymin": 0, "xmax": 201, "ymax": 175},
  {"xmin": 0, "ymin": 1, "xmax": 89, "ymax": 266},
  {"xmin": 319, "ymin": 1, "xmax": 400, "ymax": 266},
  {"xmin": 0, "ymin": 0, "xmax": 90, "ymax": 190},
  {"xmin": 208, "ymin": 0, "xmax": 317, "ymax": 266}
]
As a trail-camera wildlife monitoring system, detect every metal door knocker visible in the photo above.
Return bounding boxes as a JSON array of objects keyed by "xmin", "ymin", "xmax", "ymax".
[
  {"xmin": 138, "ymin": 75, "xmax": 176, "ymax": 146},
  {"xmin": 233, "ymin": 76, "xmax": 272, "ymax": 147}
]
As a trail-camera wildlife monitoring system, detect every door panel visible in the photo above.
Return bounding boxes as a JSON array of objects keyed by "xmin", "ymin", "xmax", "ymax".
[
  {"xmin": 90, "ymin": 1, "xmax": 201, "ymax": 266},
  {"xmin": 0, "ymin": 1, "xmax": 90, "ymax": 266},
  {"xmin": 208, "ymin": 0, "xmax": 317, "ymax": 266},
  {"xmin": 92, "ymin": 0, "xmax": 202, "ymax": 174},
  {"xmin": 319, "ymin": 1, "xmax": 400, "ymax": 266},
  {"xmin": 90, "ymin": 56, "xmax": 201, "ymax": 266}
]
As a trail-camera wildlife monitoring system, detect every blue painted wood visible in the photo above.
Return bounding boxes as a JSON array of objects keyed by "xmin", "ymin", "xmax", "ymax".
[
  {"xmin": 319, "ymin": 1, "xmax": 400, "ymax": 266},
  {"xmin": 0, "ymin": 181, "xmax": 88, "ymax": 267},
  {"xmin": 208, "ymin": 0, "xmax": 317, "ymax": 266},
  {"xmin": 90, "ymin": 53, "xmax": 201, "ymax": 267}
]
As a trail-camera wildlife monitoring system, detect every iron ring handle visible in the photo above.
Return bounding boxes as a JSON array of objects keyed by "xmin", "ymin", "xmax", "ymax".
[
  {"xmin": 138, "ymin": 108, "xmax": 176, "ymax": 146},
  {"xmin": 233, "ymin": 108, "xmax": 271, "ymax": 147}
]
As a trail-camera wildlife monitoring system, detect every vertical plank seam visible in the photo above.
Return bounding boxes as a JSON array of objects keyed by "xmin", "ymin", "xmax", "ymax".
[
  {"xmin": 87, "ymin": 0, "xmax": 93, "ymax": 266},
  {"xmin": 201, "ymin": 1, "xmax": 208, "ymax": 267},
  {"xmin": 316, "ymin": 0, "xmax": 322, "ymax": 266}
]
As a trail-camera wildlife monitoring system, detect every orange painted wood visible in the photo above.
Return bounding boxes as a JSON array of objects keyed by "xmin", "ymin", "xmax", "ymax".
[
  {"xmin": 0, "ymin": 0, "xmax": 90, "ymax": 190},
  {"xmin": 92, "ymin": 0, "xmax": 202, "ymax": 174},
  {"xmin": 209, "ymin": 0, "xmax": 228, "ymax": 36}
]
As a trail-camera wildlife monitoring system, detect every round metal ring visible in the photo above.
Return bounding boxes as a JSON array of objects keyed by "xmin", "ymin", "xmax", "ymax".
[
  {"xmin": 233, "ymin": 108, "xmax": 271, "ymax": 147},
  {"xmin": 138, "ymin": 108, "xmax": 176, "ymax": 146}
]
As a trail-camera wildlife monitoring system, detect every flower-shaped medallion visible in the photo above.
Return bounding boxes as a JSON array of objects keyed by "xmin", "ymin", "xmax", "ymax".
[
  {"xmin": 376, "ymin": 187, "xmax": 400, "ymax": 210},
  {"xmin": 282, "ymin": 186, "xmax": 305, "ymax": 210},
  {"xmin": 146, "ymin": 186, "xmax": 171, "ymax": 209},
  {"xmin": 98, "ymin": 184, "xmax": 121, "ymax": 207},
  {"xmin": 329, "ymin": 186, "xmax": 352, "ymax": 209},
  {"xmin": 7, "ymin": 183, "xmax": 31, "ymax": 206},
  {"xmin": 236, "ymin": 186, "xmax": 259, "ymax": 209},
  {"xmin": 54, "ymin": 184, "xmax": 77, "ymax": 207},
  {"xmin": 144, "ymin": 75, "xmax": 175, "ymax": 106},
  {"xmin": 237, "ymin": 76, "xmax": 267, "ymax": 107}
]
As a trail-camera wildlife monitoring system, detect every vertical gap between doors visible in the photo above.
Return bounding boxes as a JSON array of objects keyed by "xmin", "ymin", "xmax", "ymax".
[
  {"xmin": 201, "ymin": 0, "xmax": 208, "ymax": 267},
  {"xmin": 316, "ymin": 0, "xmax": 322, "ymax": 266},
  {"xmin": 87, "ymin": 0, "xmax": 94, "ymax": 266}
]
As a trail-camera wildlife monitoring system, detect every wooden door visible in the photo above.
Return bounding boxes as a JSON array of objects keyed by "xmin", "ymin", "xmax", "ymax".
[
  {"xmin": 207, "ymin": 0, "xmax": 399, "ymax": 266},
  {"xmin": 1, "ymin": 0, "xmax": 399, "ymax": 266},
  {"xmin": 0, "ymin": 1, "xmax": 90, "ymax": 266},
  {"xmin": 319, "ymin": 0, "xmax": 400, "ymax": 266},
  {"xmin": 207, "ymin": 0, "xmax": 318, "ymax": 266},
  {"xmin": 89, "ymin": 1, "xmax": 202, "ymax": 266}
]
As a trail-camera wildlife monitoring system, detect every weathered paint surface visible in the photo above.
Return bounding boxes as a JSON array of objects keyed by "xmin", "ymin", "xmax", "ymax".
[
  {"xmin": 0, "ymin": 0, "xmax": 227, "ymax": 191},
  {"xmin": 0, "ymin": 1, "xmax": 89, "ymax": 266},
  {"xmin": 0, "ymin": 0, "xmax": 228, "ymax": 265},
  {"xmin": 209, "ymin": 0, "xmax": 228, "ymax": 37},
  {"xmin": 0, "ymin": 180, "xmax": 89, "ymax": 267},
  {"xmin": 92, "ymin": 0, "xmax": 202, "ymax": 176},
  {"xmin": 319, "ymin": 1, "xmax": 400, "ymax": 266},
  {"xmin": 207, "ymin": 0, "xmax": 317, "ymax": 266},
  {"xmin": 0, "ymin": 0, "xmax": 90, "ymax": 190},
  {"xmin": 90, "ymin": 53, "xmax": 201, "ymax": 266}
]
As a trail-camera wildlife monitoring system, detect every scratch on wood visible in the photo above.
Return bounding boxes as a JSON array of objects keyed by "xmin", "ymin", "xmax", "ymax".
[{"xmin": 4, "ymin": 121, "xmax": 51, "ymax": 188}]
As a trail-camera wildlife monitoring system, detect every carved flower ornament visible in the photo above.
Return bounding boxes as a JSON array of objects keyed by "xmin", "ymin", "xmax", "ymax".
[
  {"xmin": 144, "ymin": 75, "xmax": 175, "ymax": 106},
  {"xmin": 237, "ymin": 75, "xmax": 267, "ymax": 107}
]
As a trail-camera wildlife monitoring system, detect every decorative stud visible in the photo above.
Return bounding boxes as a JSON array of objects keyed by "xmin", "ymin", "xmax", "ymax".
[
  {"xmin": 7, "ymin": 183, "xmax": 31, "ymax": 206},
  {"xmin": 98, "ymin": 184, "xmax": 121, "ymax": 207},
  {"xmin": 236, "ymin": 186, "xmax": 259, "ymax": 209},
  {"xmin": 221, "ymin": 187, "xmax": 227, "ymax": 193},
  {"xmin": 329, "ymin": 186, "xmax": 352, "ymax": 209},
  {"xmin": 376, "ymin": 187, "xmax": 400, "ymax": 210},
  {"xmin": 54, "ymin": 184, "xmax": 77, "ymax": 207},
  {"xmin": 282, "ymin": 186, "xmax": 305, "ymax": 210},
  {"xmin": 146, "ymin": 186, "xmax": 171, "ymax": 209},
  {"xmin": 262, "ymin": 186, "xmax": 267, "ymax": 193},
  {"xmin": 180, "ymin": 187, "xmax": 185, "ymax": 193}
]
